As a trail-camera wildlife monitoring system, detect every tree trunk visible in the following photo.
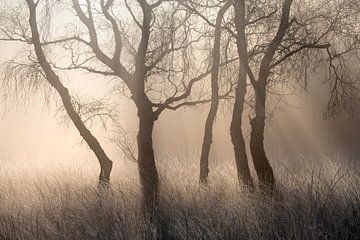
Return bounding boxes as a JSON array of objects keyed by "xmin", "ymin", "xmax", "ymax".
[
  {"xmin": 26, "ymin": 0, "xmax": 112, "ymax": 186},
  {"xmin": 249, "ymin": 88, "xmax": 275, "ymax": 191},
  {"xmin": 232, "ymin": 0, "xmax": 254, "ymax": 188},
  {"xmin": 199, "ymin": 1, "xmax": 231, "ymax": 184},
  {"xmin": 137, "ymin": 103, "xmax": 159, "ymax": 214},
  {"xmin": 230, "ymin": 67, "xmax": 254, "ymax": 188},
  {"xmin": 232, "ymin": 0, "xmax": 293, "ymax": 192},
  {"xmin": 199, "ymin": 104, "xmax": 218, "ymax": 183}
]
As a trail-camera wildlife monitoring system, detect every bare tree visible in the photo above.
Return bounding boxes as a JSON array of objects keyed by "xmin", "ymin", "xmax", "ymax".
[
  {"xmin": 179, "ymin": 0, "xmax": 251, "ymax": 185},
  {"xmin": 197, "ymin": 0, "xmax": 232, "ymax": 184},
  {"xmin": 233, "ymin": 0, "xmax": 295, "ymax": 191},
  {"xmin": 232, "ymin": 0, "xmax": 360, "ymax": 191},
  {"xmin": 57, "ymin": 0, "xmax": 228, "ymax": 214},
  {"xmin": 0, "ymin": 0, "xmax": 113, "ymax": 185},
  {"xmin": 322, "ymin": 0, "xmax": 360, "ymax": 118}
]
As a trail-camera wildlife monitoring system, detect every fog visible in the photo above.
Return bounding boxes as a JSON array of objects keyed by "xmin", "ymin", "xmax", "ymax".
[
  {"xmin": 2, "ymin": 1, "xmax": 360, "ymax": 238},
  {"xmin": 1, "ymin": 58, "xmax": 359, "ymax": 166},
  {"xmin": 0, "ymin": 0, "xmax": 359, "ymax": 169}
]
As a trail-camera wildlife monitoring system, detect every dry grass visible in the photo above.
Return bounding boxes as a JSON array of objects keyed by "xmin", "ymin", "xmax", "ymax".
[{"xmin": 0, "ymin": 152, "xmax": 360, "ymax": 240}]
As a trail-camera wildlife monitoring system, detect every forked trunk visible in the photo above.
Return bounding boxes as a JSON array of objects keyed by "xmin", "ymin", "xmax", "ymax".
[
  {"xmin": 250, "ymin": 91, "xmax": 275, "ymax": 191},
  {"xmin": 248, "ymin": 0, "xmax": 293, "ymax": 192},
  {"xmin": 230, "ymin": 68, "xmax": 254, "ymax": 188}
]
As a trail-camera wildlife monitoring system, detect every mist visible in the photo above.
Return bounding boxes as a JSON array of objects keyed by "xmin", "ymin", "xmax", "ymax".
[
  {"xmin": 1, "ymin": 76, "xmax": 357, "ymax": 164},
  {"xmin": 1, "ymin": 0, "xmax": 360, "ymax": 239}
]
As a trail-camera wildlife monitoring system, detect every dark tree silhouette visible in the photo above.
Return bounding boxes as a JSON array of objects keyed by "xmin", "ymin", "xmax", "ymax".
[
  {"xmin": 232, "ymin": 0, "xmax": 360, "ymax": 191},
  {"xmin": 199, "ymin": 0, "xmax": 232, "ymax": 184},
  {"xmin": 244, "ymin": 0, "xmax": 295, "ymax": 191},
  {"xmin": 66, "ymin": 0, "xmax": 225, "ymax": 215}
]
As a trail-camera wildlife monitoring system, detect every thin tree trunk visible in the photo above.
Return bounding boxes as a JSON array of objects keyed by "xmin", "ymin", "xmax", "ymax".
[
  {"xmin": 249, "ymin": 88, "xmax": 275, "ymax": 191},
  {"xmin": 26, "ymin": 0, "xmax": 112, "ymax": 186},
  {"xmin": 199, "ymin": 1, "xmax": 231, "ymax": 184},
  {"xmin": 230, "ymin": 66, "xmax": 254, "ymax": 188},
  {"xmin": 232, "ymin": 0, "xmax": 254, "ymax": 188},
  {"xmin": 200, "ymin": 106, "xmax": 217, "ymax": 183}
]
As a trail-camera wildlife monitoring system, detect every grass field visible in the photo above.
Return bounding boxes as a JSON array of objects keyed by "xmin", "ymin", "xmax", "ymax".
[{"xmin": 0, "ymin": 152, "xmax": 359, "ymax": 240}]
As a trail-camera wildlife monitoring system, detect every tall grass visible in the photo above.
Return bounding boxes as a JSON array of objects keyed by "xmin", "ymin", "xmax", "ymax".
[{"xmin": 0, "ymin": 152, "xmax": 359, "ymax": 240}]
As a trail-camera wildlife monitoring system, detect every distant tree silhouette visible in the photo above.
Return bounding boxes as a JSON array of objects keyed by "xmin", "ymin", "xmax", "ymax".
[{"xmin": 179, "ymin": 0, "xmax": 250, "ymax": 185}]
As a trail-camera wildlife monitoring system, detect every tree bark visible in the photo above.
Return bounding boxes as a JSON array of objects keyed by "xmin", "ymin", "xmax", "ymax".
[
  {"xmin": 199, "ymin": 105, "xmax": 217, "ymax": 183},
  {"xmin": 230, "ymin": 67, "xmax": 254, "ymax": 188},
  {"xmin": 199, "ymin": 1, "xmax": 231, "ymax": 184},
  {"xmin": 131, "ymin": 0, "xmax": 159, "ymax": 216},
  {"xmin": 137, "ymin": 102, "xmax": 159, "ymax": 214},
  {"xmin": 26, "ymin": 0, "xmax": 112, "ymax": 186},
  {"xmin": 250, "ymin": 85, "xmax": 275, "ymax": 191}
]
